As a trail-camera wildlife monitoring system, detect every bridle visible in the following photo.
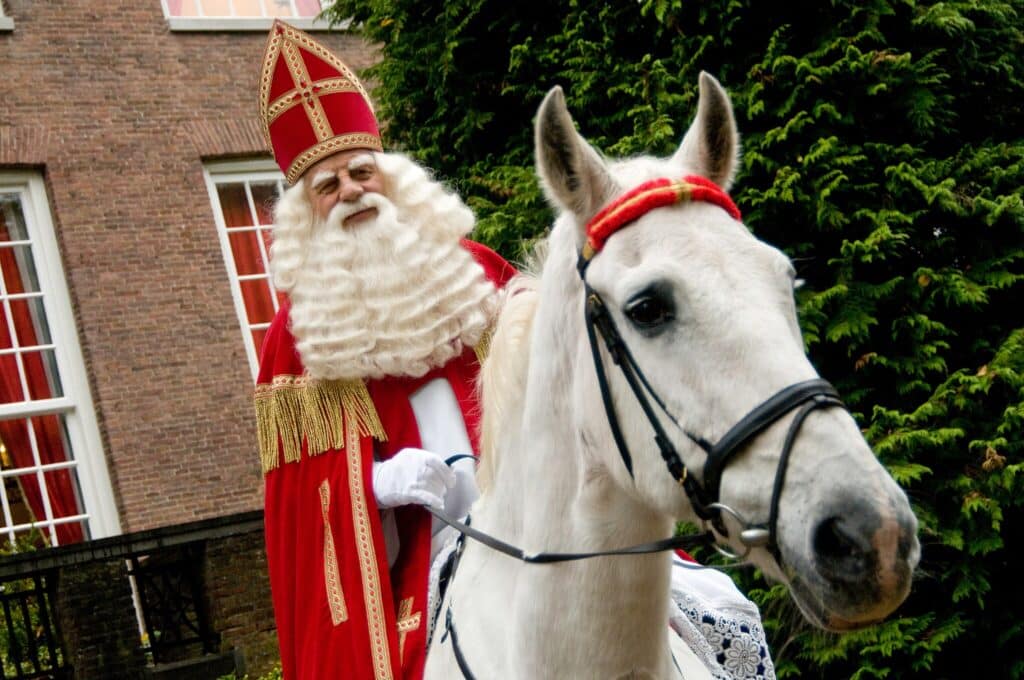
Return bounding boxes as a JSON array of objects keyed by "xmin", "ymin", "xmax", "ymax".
[
  {"xmin": 433, "ymin": 175, "xmax": 847, "ymax": 678},
  {"xmin": 576, "ymin": 175, "xmax": 845, "ymax": 555}
]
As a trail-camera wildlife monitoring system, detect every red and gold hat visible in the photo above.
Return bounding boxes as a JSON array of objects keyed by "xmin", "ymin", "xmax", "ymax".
[{"xmin": 259, "ymin": 20, "xmax": 383, "ymax": 184}]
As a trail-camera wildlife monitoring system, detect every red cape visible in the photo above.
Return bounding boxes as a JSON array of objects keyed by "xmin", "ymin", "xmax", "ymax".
[{"xmin": 256, "ymin": 241, "xmax": 515, "ymax": 680}]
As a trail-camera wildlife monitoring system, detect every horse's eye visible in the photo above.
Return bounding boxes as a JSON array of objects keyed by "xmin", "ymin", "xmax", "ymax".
[{"xmin": 624, "ymin": 291, "xmax": 675, "ymax": 330}]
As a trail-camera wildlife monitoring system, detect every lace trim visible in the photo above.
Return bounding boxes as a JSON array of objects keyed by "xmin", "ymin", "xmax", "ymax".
[
  {"xmin": 427, "ymin": 529, "xmax": 459, "ymax": 644},
  {"xmin": 669, "ymin": 588, "xmax": 777, "ymax": 680}
]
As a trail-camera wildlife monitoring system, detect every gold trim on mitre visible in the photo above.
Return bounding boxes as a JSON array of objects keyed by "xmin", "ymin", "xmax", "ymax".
[
  {"xmin": 254, "ymin": 375, "xmax": 387, "ymax": 473},
  {"xmin": 285, "ymin": 132, "xmax": 384, "ymax": 185},
  {"xmin": 258, "ymin": 20, "xmax": 382, "ymax": 183}
]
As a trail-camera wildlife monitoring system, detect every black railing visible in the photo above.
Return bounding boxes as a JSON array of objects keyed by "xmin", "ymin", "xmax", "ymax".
[
  {"xmin": 0, "ymin": 511, "xmax": 262, "ymax": 678},
  {"xmin": 129, "ymin": 544, "xmax": 219, "ymax": 664},
  {"xmin": 0, "ymin": 571, "xmax": 70, "ymax": 680}
]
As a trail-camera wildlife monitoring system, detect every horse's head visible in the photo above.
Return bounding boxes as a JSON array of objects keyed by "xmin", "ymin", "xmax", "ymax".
[{"xmin": 533, "ymin": 73, "xmax": 920, "ymax": 631}]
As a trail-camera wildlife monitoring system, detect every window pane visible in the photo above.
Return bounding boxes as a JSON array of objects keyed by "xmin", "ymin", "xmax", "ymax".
[
  {"xmin": 1, "ymin": 200, "xmax": 44, "ymax": 300},
  {"xmin": 44, "ymin": 467, "xmax": 85, "ymax": 521},
  {"xmin": 8, "ymin": 297, "xmax": 53, "ymax": 348},
  {"xmin": 265, "ymin": 0, "xmax": 295, "ymax": 18},
  {"xmin": 200, "ymin": 0, "xmax": 232, "ymax": 16},
  {"xmin": 0, "ymin": 245, "xmax": 43, "ymax": 295},
  {"xmin": 0, "ymin": 414, "xmax": 83, "ymax": 548},
  {"xmin": 232, "ymin": 0, "xmax": 267, "ymax": 17},
  {"xmin": 217, "ymin": 183, "xmax": 254, "ymax": 228},
  {"xmin": 250, "ymin": 182, "xmax": 278, "ymax": 225},
  {"xmin": 240, "ymin": 278, "xmax": 275, "ymax": 325},
  {"xmin": 165, "ymin": 0, "xmax": 201, "ymax": 17},
  {"xmin": 294, "ymin": 0, "xmax": 324, "ymax": 17},
  {"xmin": 252, "ymin": 328, "xmax": 268, "ymax": 354},
  {"xmin": 21, "ymin": 349, "xmax": 63, "ymax": 400},
  {"xmin": 0, "ymin": 195, "xmax": 30, "ymax": 242},
  {"xmin": 228, "ymin": 230, "xmax": 268, "ymax": 277}
]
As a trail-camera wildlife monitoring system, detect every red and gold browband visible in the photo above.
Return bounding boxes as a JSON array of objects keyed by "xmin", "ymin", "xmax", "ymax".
[{"xmin": 582, "ymin": 175, "xmax": 741, "ymax": 260}]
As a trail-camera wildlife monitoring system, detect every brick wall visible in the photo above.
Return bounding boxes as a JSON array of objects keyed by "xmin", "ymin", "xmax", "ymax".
[
  {"xmin": 0, "ymin": 2, "xmax": 376, "ymax": 531},
  {"xmin": 205, "ymin": 530, "xmax": 278, "ymax": 676},
  {"xmin": 56, "ymin": 560, "xmax": 148, "ymax": 680}
]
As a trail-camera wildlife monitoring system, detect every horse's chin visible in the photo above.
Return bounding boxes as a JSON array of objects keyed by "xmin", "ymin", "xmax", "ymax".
[{"xmin": 784, "ymin": 568, "xmax": 903, "ymax": 633}]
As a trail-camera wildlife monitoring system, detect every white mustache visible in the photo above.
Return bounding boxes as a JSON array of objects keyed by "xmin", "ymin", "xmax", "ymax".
[{"xmin": 326, "ymin": 192, "xmax": 390, "ymax": 228}]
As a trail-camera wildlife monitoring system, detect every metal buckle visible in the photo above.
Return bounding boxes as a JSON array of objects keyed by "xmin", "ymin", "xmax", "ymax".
[{"xmin": 700, "ymin": 502, "xmax": 771, "ymax": 560}]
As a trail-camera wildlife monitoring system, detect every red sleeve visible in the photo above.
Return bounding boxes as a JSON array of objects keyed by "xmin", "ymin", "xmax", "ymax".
[
  {"xmin": 256, "ymin": 300, "xmax": 302, "ymax": 385},
  {"xmin": 461, "ymin": 239, "xmax": 518, "ymax": 288}
]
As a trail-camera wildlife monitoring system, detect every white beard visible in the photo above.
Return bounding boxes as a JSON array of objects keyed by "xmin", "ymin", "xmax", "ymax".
[{"xmin": 280, "ymin": 191, "xmax": 499, "ymax": 381}]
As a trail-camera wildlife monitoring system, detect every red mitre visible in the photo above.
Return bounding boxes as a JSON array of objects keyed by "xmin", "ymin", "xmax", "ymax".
[{"xmin": 259, "ymin": 20, "xmax": 383, "ymax": 184}]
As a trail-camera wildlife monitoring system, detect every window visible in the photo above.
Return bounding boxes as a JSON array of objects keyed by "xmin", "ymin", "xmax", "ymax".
[
  {"xmin": 0, "ymin": 173, "xmax": 120, "ymax": 551},
  {"xmin": 204, "ymin": 160, "xmax": 284, "ymax": 378},
  {"xmin": 0, "ymin": 2, "xmax": 13, "ymax": 32},
  {"xmin": 162, "ymin": 0, "xmax": 343, "ymax": 31}
]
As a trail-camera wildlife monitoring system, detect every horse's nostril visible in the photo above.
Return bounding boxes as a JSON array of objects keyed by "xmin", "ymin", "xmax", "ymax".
[{"xmin": 813, "ymin": 516, "xmax": 871, "ymax": 577}]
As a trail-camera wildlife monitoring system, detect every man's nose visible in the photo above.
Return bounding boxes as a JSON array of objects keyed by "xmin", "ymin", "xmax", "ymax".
[{"xmin": 338, "ymin": 176, "xmax": 363, "ymax": 202}]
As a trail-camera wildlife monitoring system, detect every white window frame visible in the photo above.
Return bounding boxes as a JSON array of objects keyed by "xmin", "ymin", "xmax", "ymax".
[
  {"xmin": 204, "ymin": 159, "xmax": 284, "ymax": 378},
  {"xmin": 0, "ymin": 171, "xmax": 121, "ymax": 546},
  {"xmin": 160, "ymin": 0, "xmax": 348, "ymax": 32},
  {"xmin": 0, "ymin": 2, "xmax": 14, "ymax": 32}
]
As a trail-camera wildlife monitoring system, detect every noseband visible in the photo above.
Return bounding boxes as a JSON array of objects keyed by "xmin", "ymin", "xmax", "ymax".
[{"xmin": 577, "ymin": 175, "xmax": 845, "ymax": 553}]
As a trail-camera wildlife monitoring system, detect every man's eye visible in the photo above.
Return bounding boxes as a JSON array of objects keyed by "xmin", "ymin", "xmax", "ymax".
[{"xmin": 319, "ymin": 181, "xmax": 338, "ymax": 194}]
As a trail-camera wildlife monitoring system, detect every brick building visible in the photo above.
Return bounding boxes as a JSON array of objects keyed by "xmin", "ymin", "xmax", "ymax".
[{"xmin": 0, "ymin": 1, "xmax": 375, "ymax": 676}]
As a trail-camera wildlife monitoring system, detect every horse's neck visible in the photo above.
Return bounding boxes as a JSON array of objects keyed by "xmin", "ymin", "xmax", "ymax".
[{"xmin": 469, "ymin": 227, "xmax": 676, "ymax": 674}]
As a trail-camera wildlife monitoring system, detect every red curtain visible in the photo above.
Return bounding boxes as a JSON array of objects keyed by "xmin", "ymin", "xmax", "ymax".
[
  {"xmin": 218, "ymin": 183, "xmax": 279, "ymax": 353},
  {"xmin": 0, "ymin": 207, "xmax": 83, "ymax": 546}
]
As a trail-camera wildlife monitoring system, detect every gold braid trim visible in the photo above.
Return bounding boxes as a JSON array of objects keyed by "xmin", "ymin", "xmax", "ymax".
[
  {"xmin": 254, "ymin": 376, "xmax": 387, "ymax": 473},
  {"xmin": 473, "ymin": 325, "xmax": 495, "ymax": 366}
]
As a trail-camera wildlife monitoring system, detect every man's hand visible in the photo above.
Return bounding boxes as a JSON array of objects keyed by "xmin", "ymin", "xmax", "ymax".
[{"xmin": 372, "ymin": 448, "xmax": 457, "ymax": 510}]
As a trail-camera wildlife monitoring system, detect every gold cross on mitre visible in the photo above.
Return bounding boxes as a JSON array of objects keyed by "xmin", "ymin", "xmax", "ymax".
[
  {"xmin": 397, "ymin": 597, "xmax": 422, "ymax": 662},
  {"xmin": 257, "ymin": 20, "xmax": 382, "ymax": 184}
]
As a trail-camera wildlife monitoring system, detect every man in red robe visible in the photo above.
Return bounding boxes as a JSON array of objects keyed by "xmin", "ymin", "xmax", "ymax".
[{"xmin": 254, "ymin": 21, "xmax": 515, "ymax": 680}]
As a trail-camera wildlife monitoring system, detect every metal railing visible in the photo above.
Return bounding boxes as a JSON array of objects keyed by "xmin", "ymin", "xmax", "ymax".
[{"xmin": 0, "ymin": 571, "xmax": 70, "ymax": 680}]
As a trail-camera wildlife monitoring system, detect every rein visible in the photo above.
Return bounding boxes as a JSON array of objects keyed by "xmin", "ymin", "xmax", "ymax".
[
  {"xmin": 431, "ymin": 509, "xmax": 704, "ymax": 680},
  {"xmin": 428, "ymin": 507, "xmax": 712, "ymax": 564}
]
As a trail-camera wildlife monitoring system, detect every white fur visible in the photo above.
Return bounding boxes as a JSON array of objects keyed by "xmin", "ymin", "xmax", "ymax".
[
  {"xmin": 271, "ymin": 153, "xmax": 499, "ymax": 380},
  {"xmin": 426, "ymin": 75, "xmax": 919, "ymax": 678}
]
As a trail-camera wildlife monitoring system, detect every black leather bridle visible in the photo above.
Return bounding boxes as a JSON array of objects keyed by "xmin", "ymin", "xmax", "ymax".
[{"xmin": 576, "ymin": 175, "xmax": 846, "ymax": 553}]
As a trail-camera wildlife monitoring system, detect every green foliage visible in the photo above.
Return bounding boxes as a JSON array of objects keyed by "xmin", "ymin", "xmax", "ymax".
[
  {"xmin": 217, "ymin": 664, "xmax": 282, "ymax": 680},
  {"xmin": 325, "ymin": 0, "xmax": 1023, "ymax": 676}
]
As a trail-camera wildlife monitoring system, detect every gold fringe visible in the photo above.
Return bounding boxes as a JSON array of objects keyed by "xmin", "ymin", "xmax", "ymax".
[
  {"xmin": 473, "ymin": 326, "xmax": 494, "ymax": 366},
  {"xmin": 254, "ymin": 376, "xmax": 386, "ymax": 473}
]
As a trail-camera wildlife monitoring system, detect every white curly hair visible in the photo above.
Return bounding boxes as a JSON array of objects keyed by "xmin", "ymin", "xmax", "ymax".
[{"xmin": 270, "ymin": 152, "xmax": 499, "ymax": 381}]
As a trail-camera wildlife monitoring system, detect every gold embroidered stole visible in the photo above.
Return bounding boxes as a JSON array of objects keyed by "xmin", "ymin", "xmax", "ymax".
[{"xmin": 254, "ymin": 376, "xmax": 387, "ymax": 473}]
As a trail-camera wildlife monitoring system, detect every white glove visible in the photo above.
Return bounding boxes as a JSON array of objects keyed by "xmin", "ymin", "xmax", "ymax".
[{"xmin": 372, "ymin": 447, "xmax": 456, "ymax": 510}]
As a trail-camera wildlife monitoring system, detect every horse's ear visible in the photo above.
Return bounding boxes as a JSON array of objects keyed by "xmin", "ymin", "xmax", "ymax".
[
  {"xmin": 535, "ymin": 86, "xmax": 618, "ymax": 227},
  {"xmin": 672, "ymin": 72, "xmax": 739, "ymax": 190}
]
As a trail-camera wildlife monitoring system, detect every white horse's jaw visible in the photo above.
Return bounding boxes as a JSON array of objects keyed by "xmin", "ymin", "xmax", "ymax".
[{"xmin": 743, "ymin": 409, "xmax": 921, "ymax": 631}]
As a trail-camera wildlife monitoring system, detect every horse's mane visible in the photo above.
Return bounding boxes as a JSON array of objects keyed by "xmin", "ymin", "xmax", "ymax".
[{"xmin": 476, "ymin": 241, "xmax": 547, "ymax": 494}]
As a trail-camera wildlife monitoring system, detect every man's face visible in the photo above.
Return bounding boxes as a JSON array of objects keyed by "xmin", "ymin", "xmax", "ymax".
[{"xmin": 302, "ymin": 148, "xmax": 385, "ymax": 226}]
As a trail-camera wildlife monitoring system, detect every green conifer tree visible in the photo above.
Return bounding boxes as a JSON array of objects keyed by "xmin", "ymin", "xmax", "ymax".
[{"xmin": 324, "ymin": 1, "xmax": 1024, "ymax": 676}]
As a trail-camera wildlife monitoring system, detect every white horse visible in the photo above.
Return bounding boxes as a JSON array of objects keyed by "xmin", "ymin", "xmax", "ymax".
[{"xmin": 425, "ymin": 73, "xmax": 920, "ymax": 679}]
